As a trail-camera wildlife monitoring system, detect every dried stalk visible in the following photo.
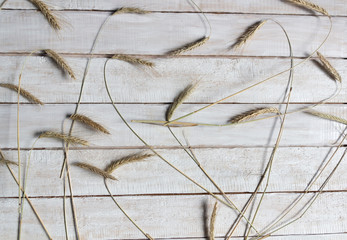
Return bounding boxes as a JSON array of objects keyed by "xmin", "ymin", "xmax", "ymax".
[
  {"xmin": 168, "ymin": 36, "xmax": 210, "ymax": 55},
  {"xmin": 44, "ymin": 49, "xmax": 76, "ymax": 79},
  {"xmin": 112, "ymin": 54, "xmax": 154, "ymax": 67},
  {"xmin": 70, "ymin": 114, "xmax": 110, "ymax": 134},
  {"xmin": 166, "ymin": 84, "xmax": 197, "ymax": 121},
  {"xmin": 28, "ymin": 0, "xmax": 61, "ymax": 30},
  {"xmin": 229, "ymin": 107, "xmax": 279, "ymax": 124},
  {"xmin": 39, "ymin": 131, "xmax": 89, "ymax": 146},
  {"xmin": 74, "ymin": 162, "xmax": 117, "ymax": 180},
  {"xmin": 0, "ymin": 158, "xmax": 18, "ymax": 166},
  {"xmin": 232, "ymin": 20, "xmax": 267, "ymax": 49},
  {"xmin": 105, "ymin": 153, "xmax": 152, "ymax": 173},
  {"xmin": 0, "ymin": 83, "xmax": 43, "ymax": 105},
  {"xmin": 316, "ymin": 52, "xmax": 341, "ymax": 82},
  {"xmin": 287, "ymin": 0, "xmax": 329, "ymax": 16}
]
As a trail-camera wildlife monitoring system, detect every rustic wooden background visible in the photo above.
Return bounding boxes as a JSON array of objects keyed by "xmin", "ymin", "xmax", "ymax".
[{"xmin": 1, "ymin": 0, "xmax": 346, "ymax": 239}]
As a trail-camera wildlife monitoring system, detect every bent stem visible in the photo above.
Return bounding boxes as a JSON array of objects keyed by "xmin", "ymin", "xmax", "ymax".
[
  {"xmin": 104, "ymin": 179, "xmax": 154, "ymax": 239},
  {"xmin": 165, "ymin": 17, "xmax": 332, "ymax": 126},
  {"xmin": 103, "ymin": 58, "xmax": 259, "ymax": 234}
]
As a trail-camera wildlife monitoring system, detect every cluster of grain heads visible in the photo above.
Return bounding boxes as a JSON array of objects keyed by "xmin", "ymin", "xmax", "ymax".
[
  {"xmin": 232, "ymin": 20, "xmax": 267, "ymax": 49},
  {"xmin": 44, "ymin": 50, "xmax": 76, "ymax": 80},
  {"xmin": 168, "ymin": 36, "xmax": 210, "ymax": 55},
  {"xmin": 105, "ymin": 153, "xmax": 153, "ymax": 173},
  {"xmin": 28, "ymin": 0, "xmax": 61, "ymax": 30},
  {"xmin": 73, "ymin": 162, "xmax": 118, "ymax": 180},
  {"xmin": 70, "ymin": 114, "xmax": 110, "ymax": 134},
  {"xmin": 0, "ymin": 83, "xmax": 44, "ymax": 105},
  {"xmin": 287, "ymin": 0, "xmax": 329, "ymax": 16},
  {"xmin": 316, "ymin": 52, "xmax": 341, "ymax": 82},
  {"xmin": 38, "ymin": 131, "xmax": 89, "ymax": 146},
  {"xmin": 166, "ymin": 84, "xmax": 198, "ymax": 121},
  {"xmin": 112, "ymin": 54, "xmax": 154, "ymax": 67},
  {"xmin": 228, "ymin": 107, "xmax": 279, "ymax": 124}
]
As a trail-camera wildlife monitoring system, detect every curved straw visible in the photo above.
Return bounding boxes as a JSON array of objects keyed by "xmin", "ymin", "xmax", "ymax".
[
  {"xmin": 103, "ymin": 58, "xmax": 259, "ymax": 234},
  {"xmin": 104, "ymin": 179, "xmax": 154, "ymax": 239},
  {"xmin": 165, "ymin": 17, "xmax": 333, "ymax": 126}
]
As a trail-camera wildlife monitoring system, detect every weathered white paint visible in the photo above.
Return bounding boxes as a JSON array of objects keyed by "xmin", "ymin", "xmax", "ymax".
[
  {"xmin": 0, "ymin": 56, "xmax": 345, "ymax": 103},
  {"xmin": 0, "ymin": 104, "xmax": 346, "ymax": 148},
  {"xmin": 0, "ymin": 12, "xmax": 344, "ymax": 57},
  {"xmin": 1, "ymin": 147, "xmax": 346, "ymax": 198},
  {"xmin": 1, "ymin": 193, "xmax": 346, "ymax": 239},
  {"xmin": 2, "ymin": 0, "xmax": 346, "ymax": 16}
]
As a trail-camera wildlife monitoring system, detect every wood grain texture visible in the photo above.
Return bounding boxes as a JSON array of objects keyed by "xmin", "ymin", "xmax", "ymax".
[
  {"xmin": 0, "ymin": 104, "xmax": 346, "ymax": 148},
  {"xmin": 1, "ymin": 0, "xmax": 347, "ymax": 16},
  {"xmin": 1, "ymin": 147, "xmax": 346, "ymax": 198},
  {"xmin": 0, "ymin": 11, "xmax": 345, "ymax": 57},
  {"xmin": 0, "ymin": 55, "xmax": 345, "ymax": 103},
  {"xmin": 1, "ymin": 193, "xmax": 347, "ymax": 239}
]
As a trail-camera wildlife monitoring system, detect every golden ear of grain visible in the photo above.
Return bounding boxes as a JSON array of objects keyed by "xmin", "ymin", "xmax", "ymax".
[
  {"xmin": 113, "ymin": 7, "xmax": 150, "ymax": 15},
  {"xmin": 209, "ymin": 202, "xmax": 218, "ymax": 240},
  {"xmin": 112, "ymin": 54, "xmax": 154, "ymax": 67},
  {"xmin": 70, "ymin": 114, "xmax": 110, "ymax": 134},
  {"xmin": 287, "ymin": 0, "xmax": 329, "ymax": 16},
  {"xmin": 39, "ymin": 131, "xmax": 89, "ymax": 146},
  {"xmin": 168, "ymin": 36, "xmax": 210, "ymax": 56},
  {"xmin": 28, "ymin": 0, "xmax": 61, "ymax": 30},
  {"xmin": 74, "ymin": 162, "xmax": 118, "ymax": 180},
  {"xmin": 105, "ymin": 153, "xmax": 153, "ymax": 173},
  {"xmin": 166, "ymin": 84, "xmax": 198, "ymax": 121},
  {"xmin": 316, "ymin": 52, "xmax": 341, "ymax": 82},
  {"xmin": 44, "ymin": 49, "xmax": 76, "ymax": 80},
  {"xmin": 232, "ymin": 20, "xmax": 267, "ymax": 49},
  {"xmin": 0, "ymin": 83, "xmax": 44, "ymax": 105},
  {"xmin": 0, "ymin": 158, "xmax": 19, "ymax": 166},
  {"xmin": 229, "ymin": 107, "xmax": 279, "ymax": 124},
  {"xmin": 305, "ymin": 110, "xmax": 347, "ymax": 125}
]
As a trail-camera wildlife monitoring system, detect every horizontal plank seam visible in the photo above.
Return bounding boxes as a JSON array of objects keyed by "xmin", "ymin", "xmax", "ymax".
[
  {"xmin": 0, "ymin": 52, "xmax": 345, "ymax": 60},
  {"xmin": 0, "ymin": 102, "xmax": 346, "ymax": 105},
  {"xmin": 1, "ymin": 145, "xmax": 346, "ymax": 151},
  {"xmin": 0, "ymin": 8, "xmax": 345, "ymax": 18},
  {"xmin": 2, "ymin": 189, "xmax": 347, "ymax": 199}
]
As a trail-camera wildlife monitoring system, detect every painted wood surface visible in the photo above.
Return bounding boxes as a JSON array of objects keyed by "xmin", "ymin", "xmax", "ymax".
[
  {"xmin": 0, "ymin": 12, "xmax": 345, "ymax": 57},
  {"xmin": 0, "ymin": 55, "xmax": 345, "ymax": 104},
  {"xmin": 2, "ymin": 0, "xmax": 346, "ymax": 16},
  {"xmin": 1, "ymin": 1, "xmax": 346, "ymax": 239}
]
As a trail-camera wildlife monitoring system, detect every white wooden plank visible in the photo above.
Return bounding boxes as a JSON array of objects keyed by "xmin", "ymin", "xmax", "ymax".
[
  {"xmin": 1, "ymin": 193, "xmax": 347, "ymax": 239},
  {"xmin": 0, "ymin": 12, "xmax": 345, "ymax": 57},
  {"xmin": 1, "ymin": 147, "xmax": 346, "ymax": 197},
  {"xmin": 0, "ymin": 103, "xmax": 346, "ymax": 148},
  {"xmin": 2, "ymin": 0, "xmax": 347, "ymax": 16},
  {"xmin": 0, "ymin": 55, "xmax": 345, "ymax": 103}
]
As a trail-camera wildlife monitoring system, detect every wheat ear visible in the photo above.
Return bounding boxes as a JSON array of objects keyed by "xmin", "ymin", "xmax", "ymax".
[
  {"xmin": 113, "ymin": 7, "xmax": 150, "ymax": 15},
  {"xmin": 105, "ymin": 153, "xmax": 153, "ymax": 173},
  {"xmin": 28, "ymin": 0, "xmax": 61, "ymax": 30},
  {"xmin": 287, "ymin": 0, "xmax": 329, "ymax": 16},
  {"xmin": 232, "ymin": 20, "xmax": 267, "ymax": 49},
  {"xmin": 316, "ymin": 52, "xmax": 341, "ymax": 82},
  {"xmin": 166, "ymin": 84, "xmax": 197, "ymax": 121},
  {"xmin": 168, "ymin": 36, "xmax": 210, "ymax": 55},
  {"xmin": 44, "ymin": 49, "xmax": 76, "ymax": 79},
  {"xmin": 209, "ymin": 202, "xmax": 218, "ymax": 240},
  {"xmin": 39, "ymin": 131, "xmax": 89, "ymax": 146},
  {"xmin": 74, "ymin": 162, "xmax": 117, "ymax": 180},
  {"xmin": 229, "ymin": 107, "xmax": 279, "ymax": 124},
  {"xmin": 305, "ymin": 110, "xmax": 347, "ymax": 125},
  {"xmin": 0, "ymin": 83, "xmax": 43, "ymax": 105},
  {"xmin": 70, "ymin": 114, "xmax": 110, "ymax": 134},
  {"xmin": 112, "ymin": 54, "xmax": 154, "ymax": 67}
]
